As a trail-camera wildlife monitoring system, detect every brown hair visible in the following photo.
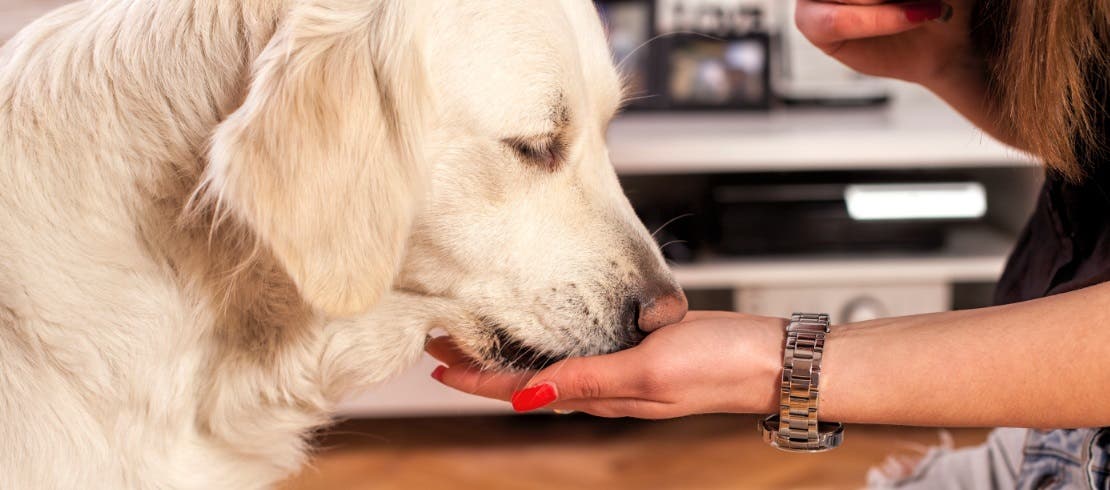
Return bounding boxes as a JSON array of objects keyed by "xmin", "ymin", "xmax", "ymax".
[{"xmin": 974, "ymin": 0, "xmax": 1110, "ymax": 180}]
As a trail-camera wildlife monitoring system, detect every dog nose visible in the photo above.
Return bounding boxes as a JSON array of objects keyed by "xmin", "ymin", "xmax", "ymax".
[{"xmin": 637, "ymin": 287, "xmax": 688, "ymax": 333}]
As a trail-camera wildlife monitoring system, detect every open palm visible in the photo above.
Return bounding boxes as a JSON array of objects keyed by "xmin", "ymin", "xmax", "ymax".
[{"xmin": 427, "ymin": 311, "xmax": 787, "ymax": 419}]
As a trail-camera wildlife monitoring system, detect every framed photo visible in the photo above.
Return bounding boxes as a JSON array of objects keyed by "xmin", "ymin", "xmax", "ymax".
[
  {"xmin": 595, "ymin": 1, "xmax": 773, "ymax": 112},
  {"xmin": 664, "ymin": 32, "xmax": 772, "ymax": 110}
]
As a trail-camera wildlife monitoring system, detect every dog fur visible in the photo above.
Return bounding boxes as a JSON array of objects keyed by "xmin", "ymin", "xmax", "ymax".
[{"xmin": 0, "ymin": 1, "xmax": 682, "ymax": 488}]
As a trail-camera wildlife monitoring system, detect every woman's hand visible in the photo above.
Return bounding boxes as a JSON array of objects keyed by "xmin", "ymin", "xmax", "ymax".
[
  {"xmin": 426, "ymin": 311, "xmax": 785, "ymax": 419},
  {"xmin": 795, "ymin": 0, "xmax": 974, "ymax": 87},
  {"xmin": 795, "ymin": 0, "xmax": 1021, "ymax": 148}
]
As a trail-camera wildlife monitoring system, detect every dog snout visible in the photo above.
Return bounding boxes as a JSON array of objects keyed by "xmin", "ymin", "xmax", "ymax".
[{"xmin": 636, "ymin": 286, "xmax": 688, "ymax": 333}]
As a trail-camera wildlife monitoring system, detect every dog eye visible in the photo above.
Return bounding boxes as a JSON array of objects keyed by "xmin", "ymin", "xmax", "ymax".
[{"xmin": 503, "ymin": 136, "xmax": 564, "ymax": 171}]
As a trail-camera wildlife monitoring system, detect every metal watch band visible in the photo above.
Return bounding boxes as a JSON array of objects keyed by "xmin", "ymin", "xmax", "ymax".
[{"xmin": 759, "ymin": 313, "xmax": 844, "ymax": 452}]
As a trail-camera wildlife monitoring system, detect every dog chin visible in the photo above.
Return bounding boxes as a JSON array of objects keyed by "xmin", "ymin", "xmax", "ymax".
[
  {"xmin": 474, "ymin": 316, "xmax": 637, "ymax": 372},
  {"xmin": 488, "ymin": 326, "xmax": 566, "ymax": 371},
  {"xmin": 448, "ymin": 314, "xmax": 563, "ymax": 371}
]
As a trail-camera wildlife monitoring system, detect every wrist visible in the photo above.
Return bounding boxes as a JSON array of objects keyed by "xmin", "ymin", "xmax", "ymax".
[
  {"xmin": 924, "ymin": 67, "xmax": 986, "ymax": 101},
  {"xmin": 913, "ymin": 46, "xmax": 990, "ymax": 100},
  {"xmin": 758, "ymin": 320, "xmax": 786, "ymax": 414},
  {"xmin": 721, "ymin": 315, "xmax": 786, "ymax": 415},
  {"xmin": 918, "ymin": 57, "xmax": 1025, "ymax": 151}
]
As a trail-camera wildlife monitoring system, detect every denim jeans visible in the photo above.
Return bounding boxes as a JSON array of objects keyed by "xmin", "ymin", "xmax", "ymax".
[
  {"xmin": 869, "ymin": 428, "xmax": 1110, "ymax": 489},
  {"xmin": 1018, "ymin": 429, "xmax": 1110, "ymax": 490}
]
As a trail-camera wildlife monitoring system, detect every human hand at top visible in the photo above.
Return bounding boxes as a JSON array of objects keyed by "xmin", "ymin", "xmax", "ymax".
[{"xmin": 795, "ymin": 0, "xmax": 980, "ymax": 90}]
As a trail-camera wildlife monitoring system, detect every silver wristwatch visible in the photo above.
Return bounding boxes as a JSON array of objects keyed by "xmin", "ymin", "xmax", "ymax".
[{"xmin": 759, "ymin": 313, "xmax": 844, "ymax": 452}]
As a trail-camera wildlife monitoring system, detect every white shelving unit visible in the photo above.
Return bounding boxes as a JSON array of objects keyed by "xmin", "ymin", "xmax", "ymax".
[
  {"xmin": 602, "ymin": 93, "xmax": 1032, "ymax": 325},
  {"xmin": 609, "ymin": 108, "xmax": 1034, "ymax": 174},
  {"xmin": 672, "ymin": 226, "xmax": 1013, "ymax": 289},
  {"xmin": 608, "ymin": 86, "xmax": 1036, "ymax": 174}
]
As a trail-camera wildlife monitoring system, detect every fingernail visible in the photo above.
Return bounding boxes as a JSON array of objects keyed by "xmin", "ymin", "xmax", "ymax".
[
  {"xmin": 511, "ymin": 382, "xmax": 557, "ymax": 412},
  {"xmin": 431, "ymin": 365, "xmax": 446, "ymax": 382},
  {"xmin": 936, "ymin": 3, "xmax": 954, "ymax": 23},
  {"xmin": 904, "ymin": 3, "xmax": 944, "ymax": 23}
]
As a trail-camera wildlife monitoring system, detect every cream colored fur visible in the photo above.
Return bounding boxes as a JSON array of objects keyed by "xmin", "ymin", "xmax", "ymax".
[{"xmin": 0, "ymin": 1, "xmax": 680, "ymax": 488}]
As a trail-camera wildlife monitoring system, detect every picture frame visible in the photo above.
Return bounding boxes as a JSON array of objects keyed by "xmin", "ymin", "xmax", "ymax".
[
  {"xmin": 663, "ymin": 31, "xmax": 772, "ymax": 111},
  {"xmin": 596, "ymin": 1, "xmax": 773, "ymax": 112}
]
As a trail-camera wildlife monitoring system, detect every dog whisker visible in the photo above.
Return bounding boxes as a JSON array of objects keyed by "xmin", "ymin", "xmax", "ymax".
[
  {"xmin": 658, "ymin": 239, "xmax": 687, "ymax": 251},
  {"xmin": 650, "ymin": 213, "xmax": 694, "ymax": 239},
  {"xmin": 619, "ymin": 93, "xmax": 662, "ymax": 105},
  {"xmin": 615, "ymin": 31, "xmax": 715, "ymax": 72}
]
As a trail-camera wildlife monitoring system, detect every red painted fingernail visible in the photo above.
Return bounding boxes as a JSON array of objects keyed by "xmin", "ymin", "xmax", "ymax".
[
  {"xmin": 511, "ymin": 382, "xmax": 557, "ymax": 412},
  {"xmin": 904, "ymin": 3, "xmax": 944, "ymax": 23},
  {"xmin": 431, "ymin": 365, "xmax": 446, "ymax": 382}
]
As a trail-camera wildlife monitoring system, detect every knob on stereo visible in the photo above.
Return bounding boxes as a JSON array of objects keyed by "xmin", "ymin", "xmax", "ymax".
[{"xmin": 840, "ymin": 296, "xmax": 888, "ymax": 324}]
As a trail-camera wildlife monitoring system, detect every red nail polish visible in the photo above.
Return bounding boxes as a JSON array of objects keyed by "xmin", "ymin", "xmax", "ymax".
[
  {"xmin": 904, "ymin": 3, "xmax": 944, "ymax": 23},
  {"xmin": 511, "ymin": 383, "xmax": 557, "ymax": 412},
  {"xmin": 431, "ymin": 365, "xmax": 446, "ymax": 382}
]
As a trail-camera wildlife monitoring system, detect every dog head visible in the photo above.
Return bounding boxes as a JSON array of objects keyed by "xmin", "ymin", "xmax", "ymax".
[{"xmin": 204, "ymin": 0, "xmax": 686, "ymax": 371}]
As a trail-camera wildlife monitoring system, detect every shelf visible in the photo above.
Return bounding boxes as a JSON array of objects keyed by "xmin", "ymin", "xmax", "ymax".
[
  {"xmin": 608, "ymin": 100, "xmax": 1036, "ymax": 175},
  {"xmin": 671, "ymin": 226, "xmax": 1014, "ymax": 288}
]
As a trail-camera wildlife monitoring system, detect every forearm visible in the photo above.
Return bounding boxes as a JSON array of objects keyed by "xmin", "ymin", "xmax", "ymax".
[
  {"xmin": 922, "ymin": 64, "xmax": 1025, "ymax": 152},
  {"xmin": 819, "ymin": 281, "xmax": 1110, "ymax": 428}
]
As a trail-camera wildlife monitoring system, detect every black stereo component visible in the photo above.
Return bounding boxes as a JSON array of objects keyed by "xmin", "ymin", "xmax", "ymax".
[{"xmin": 712, "ymin": 183, "xmax": 947, "ymax": 255}]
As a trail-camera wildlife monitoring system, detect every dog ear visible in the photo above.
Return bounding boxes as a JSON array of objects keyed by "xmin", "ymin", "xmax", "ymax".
[{"xmin": 203, "ymin": 2, "xmax": 428, "ymax": 317}]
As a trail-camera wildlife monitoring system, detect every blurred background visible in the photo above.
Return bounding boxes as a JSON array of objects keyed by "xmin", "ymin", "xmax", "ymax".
[{"xmin": 2, "ymin": 0, "xmax": 1039, "ymax": 488}]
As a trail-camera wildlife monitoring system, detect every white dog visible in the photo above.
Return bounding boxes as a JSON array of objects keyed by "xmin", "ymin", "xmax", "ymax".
[{"xmin": 0, "ymin": 0, "xmax": 688, "ymax": 488}]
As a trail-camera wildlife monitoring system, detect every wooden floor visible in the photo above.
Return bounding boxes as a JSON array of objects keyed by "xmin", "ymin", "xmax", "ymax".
[{"xmin": 282, "ymin": 415, "xmax": 989, "ymax": 490}]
